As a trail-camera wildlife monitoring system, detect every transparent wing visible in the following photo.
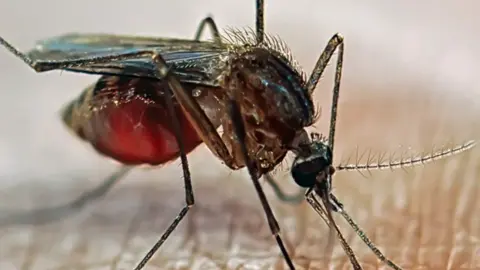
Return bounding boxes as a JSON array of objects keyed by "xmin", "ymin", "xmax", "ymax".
[{"xmin": 27, "ymin": 33, "xmax": 231, "ymax": 84}]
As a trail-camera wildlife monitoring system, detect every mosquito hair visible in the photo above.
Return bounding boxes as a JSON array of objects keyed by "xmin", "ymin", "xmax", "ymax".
[{"xmin": 221, "ymin": 27, "xmax": 306, "ymax": 82}]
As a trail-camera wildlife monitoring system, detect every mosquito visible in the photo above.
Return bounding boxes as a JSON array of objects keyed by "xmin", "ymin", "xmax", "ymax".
[{"xmin": 0, "ymin": 0, "xmax": 475, "ymax": 269}]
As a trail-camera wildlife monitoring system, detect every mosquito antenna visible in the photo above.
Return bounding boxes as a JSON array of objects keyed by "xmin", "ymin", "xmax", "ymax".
[
  {"xmin": 256, "ymin": 0, "xmax": 265, "ymax": 44},
  {"xmin": 336, "ymin": 140, "xmax": 476, "ymax": 172},
  {"xmin": 330, "ymin": 194, "xmax": 402, "ymax": 270}
]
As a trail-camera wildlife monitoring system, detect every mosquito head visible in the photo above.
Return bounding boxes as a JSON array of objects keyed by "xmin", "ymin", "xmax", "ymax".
[{"xmin": 290, "ymin": 132, "xmax": 335, "ymax": 188}]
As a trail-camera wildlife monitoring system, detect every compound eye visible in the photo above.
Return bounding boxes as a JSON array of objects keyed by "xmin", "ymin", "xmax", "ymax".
[
  {"xmin": 291, "ymin": 161, "xmax": 317, "ymax": 188},
  {"xmin": 291, "ymin": 156, "xmax": 329, "ymax": 188},
  {"xmin": 291, "ymin": 141, "xmax": 334, "ymax": 188}
]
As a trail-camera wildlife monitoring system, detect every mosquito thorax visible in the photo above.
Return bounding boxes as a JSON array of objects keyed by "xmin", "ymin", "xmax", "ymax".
[
  {"xmin": 290, "ymin": 139, "xmax": 334, "ymax": 188},
  {"xmin": 219, "ymin": 47, "xmax": 316, "ymax": 174},
  {"xmin": 225, "ymin": 47, "xmax": 314, "ymax": 130}
]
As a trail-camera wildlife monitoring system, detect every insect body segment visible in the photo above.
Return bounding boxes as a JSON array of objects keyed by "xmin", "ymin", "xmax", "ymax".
[
  {"xmin": 63, "ymin": 76, "xmax": 224, "ymax": 166},
  {"xmin": 218, "ymin": 46, "xmax": 315, "ymax": 174}
]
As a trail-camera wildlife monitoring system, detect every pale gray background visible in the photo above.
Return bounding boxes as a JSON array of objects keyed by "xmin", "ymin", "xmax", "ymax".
[{"xmin": 0, "ymin": 0, "xmax": 479, "ymax": 269}]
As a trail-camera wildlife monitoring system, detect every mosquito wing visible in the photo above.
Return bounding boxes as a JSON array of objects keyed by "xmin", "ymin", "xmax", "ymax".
[{"xmin": 27, "ymin": 33, "xmax": 231, "ymax": 85}]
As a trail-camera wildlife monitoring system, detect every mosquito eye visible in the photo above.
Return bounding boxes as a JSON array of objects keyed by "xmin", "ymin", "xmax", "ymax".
[
  {"xmin": 291, "ymin": 142, "xmax": 333, "ymax": 188},
  {"xmin": 291, "ymin": 156, "xmax": 330, "ymax": 188},
  {"xmin": 291, "ymin": 160, "xmax": 317, "ymax": 188}
]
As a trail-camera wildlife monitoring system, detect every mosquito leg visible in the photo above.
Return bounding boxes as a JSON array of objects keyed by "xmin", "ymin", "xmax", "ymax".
[
  {"xmin": 132, "ymin": 53, "xmax": 198, "ymax": 270},
  {"xmin": 302, "ymin": 33, "xmax": 360, "ymax": 268},
  {"xmin": 304, "ymin": 34, "xmax": 401, "ymax": 269},
  {"xmin": 228, "ymin": 96, "xmax": 295, "ymax": 270},
  {"xmin": 304, "ymin": 34, "xmax": 344, "ymax": 248},
  {"xmin": 150, "ymin": 53, "xmax": 238, "ymax": 171},
  {"xmin": 0, "ymin": 166, "xmax": 132, "ymax": 226},
  {"xmin": 305, "ymin": 33, "xmax": 344, "ymax": 152},
  {"xmin": 255, "ymin": 0, "xmax": 265, "ymax": 44},
  {"xmin": 330, "ymin": 195, "xmax": 403, "ymax": 270},
  {"xmin": 304, "ymin": 32, "xmax": 344, "ymax": 211},
  {"xmin": 187, "ymin": 17, "xmax": 223, "ymax": 249},
  {"xmin": 180, "ymin": 15, "xmax": 219, "ymax": 242},
  {"xmin": 305, "ymin": 190, "xmax": 361, "ymax": 269},
  {"xmin": 264, "ymin": 173, "xmax": 305, "ymax": 204},
  {"xmin": 302, "ymin": 34, "xmax": 345, "ymax": 257},
  {"xmin": 193, "ymin": 16, "xmax": 221, "ymax": 43},
  {"xmin": 59, "ymin": 166, "xmax": 132, "ymax": 209}
]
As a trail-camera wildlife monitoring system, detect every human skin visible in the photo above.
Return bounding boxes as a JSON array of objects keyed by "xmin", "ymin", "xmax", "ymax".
[{"xmin": 0, "ymin": 1, "xmax": 479, "ymax": 269}]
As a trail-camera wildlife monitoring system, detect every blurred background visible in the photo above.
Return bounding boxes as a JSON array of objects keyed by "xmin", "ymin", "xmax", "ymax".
[{"xmin": 0, "ymin": 0, "xmax": 479, "ymax": 269}]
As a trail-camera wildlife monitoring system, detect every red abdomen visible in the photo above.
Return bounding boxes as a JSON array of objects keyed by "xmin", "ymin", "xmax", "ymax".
[{"xmin": 62, "ymin": 76, "xmax": 218, "ymax": 166}]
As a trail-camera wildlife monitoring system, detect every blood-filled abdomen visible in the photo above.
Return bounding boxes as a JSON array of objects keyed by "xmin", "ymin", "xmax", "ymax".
[{"xmin": 62, "ymin": 76, "xmax": 222, "ymax": 166}]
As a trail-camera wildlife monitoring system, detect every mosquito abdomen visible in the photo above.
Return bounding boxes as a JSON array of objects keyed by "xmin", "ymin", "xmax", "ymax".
[{"xmin": 61, "ymin": 76, "xmax": 204, "ymax": 166}]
